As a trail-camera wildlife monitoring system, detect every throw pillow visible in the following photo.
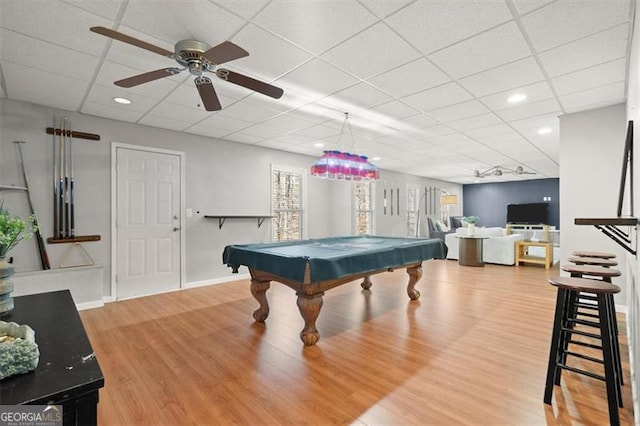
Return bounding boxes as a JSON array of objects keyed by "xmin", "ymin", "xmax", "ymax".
[
  {"xmin": 436, "ymin": 220, "xmax": 449, "ymax": 232},
  {"xmin": 450, "ymin": 217, "xmax": 462, "ymax": 229}
]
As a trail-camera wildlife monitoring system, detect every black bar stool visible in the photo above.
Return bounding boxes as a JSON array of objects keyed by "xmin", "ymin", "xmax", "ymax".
[
  {"xmin": 545, "ymin": 276, "xmax": 622, "ymax": 426},
  {"xmin": 560, "ymin": 264, "xmax": 624, "ymax": 384}
]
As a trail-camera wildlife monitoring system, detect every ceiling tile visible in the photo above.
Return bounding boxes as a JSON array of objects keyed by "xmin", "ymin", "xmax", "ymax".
[
  {"xmin": 447, "ymin": 113, "xmax": 503, "ymax": 132},
  {"xmin": 428, "ymin": 22, "xmax": 531, "ymax": 79},
  {"xmin": 511, "ymin": 0, "xmax": 553, "ymax": 16},
  {"xmin": 321, "ymin": 22, "xmax": 420, "ymax": 79},
  {"xmin": 386, "ymin": 0, "xmax": 512, "ymax": 55},
  {"xmin": 552, "ymin": 58, "xmax": 627, "ymax": 95},
  {"xmin": 521, "ymin": 0, "xmax": 630, "ymax": 52},
  {"xmin": 497, "ymin": 98, "xmax": 562, "ymax": 122},
  {"xmin": 147, "ymin": 100, "xmax": 212, "ymax": 124},
  {"xmin": 402, "ymin": 82, "xmax": 472, "ymax": 112},
  {"xmin": 428, "ymin": 100, "xmax": 489, "ymax": 123},
  {"xmin": 212, "ymin": 0, "xmax": 269, "ymax": 19},
  {"xmin": 0, "ymin": 29, "xmax": 99, "ymax": 82},
  {"xmin": 263, "ymin": 114, "xmax": 317, "ymax": 133},
  {"xmin": 279, "ymin": 59, "xmax": 359, "ymax": 99},
  {"xmin": 399, "ymin": 114, "xmax": 439, "ymax": 130},
  {"xmin": 480, "ymin": 81, "xmax": 554, "ymax": 111},
  {"xmin": 2, "ymin": 61, "xmax": 88, "ymax": 111},
  {"xmin": 253, "ymin": 1, "xmax": 377, "ymax": 54},
  {"xmin": 293, "ymin": 124, "xmax": 340, "ymax": 140},
  {"xmin": 538, "ymin": 24, "xmax": 629, "ymax": 77},
  {"xmin": 84, "ymin": 83, "xmax": 159, "ymax": 112},
  {"xmin": 463, "ymin": 123, "xmax": 513, "ymax": 139},
  {"xmin": 194, "ymin": 113, "xmax": 253, "ymax": 132},
  {"xmin": 138, "ymin": 113, "xmax": 193, "ymax": 131},
  {"xmin": 509, "ymin": 113, "xmax": 560, "ymax": 132},
  {"xmin": 231, "ymin": 23, "xmax": 313, "ymax": 79},
  {"xmin": 120, "ymin": 1, "xmax": 244, "ymax": 47},
  {"xmin": 63, "ymin": 0, "xmax": 125, "ymax": 20},
  {"xmin": 224, "ymin": 132, "xmax": 266, "ymax": 144},
  {"xmin": 459, "ymin": 57, "xmax": 545, "ymax": 98},
  {"xmin": 81, "ymin": 101, "xmax": 145, "ymax": 123},
  {"xmin": 216, "ymin": 100, "xmax": 280, "ymax": 123},
  {"xmin": 331, "ymin": 83, "xmax": 394, "ymax": 108},
  {"xmin": 560, "ymin": 81, "xmax": 625, "ymax": 112},
  {"xmin": 368, "ymin": 58, "xmax": 451, "ymax": 98},
  {"xmin": 370, "ymin": 100, "xmax": 419, "ymax": 119},
  {"xmin": 359, "ymin": 0, "xmax": 411, "ymax": 18},
  {"xmin": 239, "ymin": 121, "xmax": 297, "ymax": 138},
  {"xmin": 0, "ymin": 0, "xmax": 112, "ymax": 55}
]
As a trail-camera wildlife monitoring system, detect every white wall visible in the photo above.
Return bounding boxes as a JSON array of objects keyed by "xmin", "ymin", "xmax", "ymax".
[
  {"xmin": 0, "ymin": 98, "xmax": 460, "ymax": 301},
  {"xmin": 559, "ymin": 103, "xmax": 628, "ymax": 305},
  {"xmin": 625, "ymin": 2, "xmax": 640, "ymax": 422}
]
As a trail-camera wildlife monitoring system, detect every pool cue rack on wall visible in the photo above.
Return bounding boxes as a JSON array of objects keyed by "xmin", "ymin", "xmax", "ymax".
[{"xmin": 46, "ymin": 127, "xmax": 100, "ymax": 141}]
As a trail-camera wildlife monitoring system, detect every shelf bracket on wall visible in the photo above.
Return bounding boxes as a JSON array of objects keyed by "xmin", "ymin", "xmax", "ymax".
[
  {"xmin": 575, "ymin": 218, "xmax": 638, "ymax": 256},
  {"xmin": 204, "ymin": 216, "xmax": 274, "ymax": 229}
]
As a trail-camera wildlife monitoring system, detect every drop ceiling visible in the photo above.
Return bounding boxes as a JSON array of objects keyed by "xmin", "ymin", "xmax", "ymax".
[{"xmin": 0, "ymin": 0, "xmax": 633, "ymax": 184}]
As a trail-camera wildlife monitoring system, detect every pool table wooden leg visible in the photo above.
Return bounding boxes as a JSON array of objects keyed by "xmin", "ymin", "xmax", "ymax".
[
  {"xmin": 361, "ymin": 276, "xmax": 372, "ymax": 290},
  {"xmin": 406, "ymin": 265, "xmax": 422, "ymax": 300},
  {"xmin": 296, "ymin": 293, "xmax": 324, "ymax": 346},
  {"xmin": 250, "ymin": 279, "xmax": 271, "ymax": 322}
]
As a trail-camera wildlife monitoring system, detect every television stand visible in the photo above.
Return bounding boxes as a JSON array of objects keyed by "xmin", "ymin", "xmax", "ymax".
[{"xmin": 506, "ymin": 224, "xmax": 551, "ymax": 242}]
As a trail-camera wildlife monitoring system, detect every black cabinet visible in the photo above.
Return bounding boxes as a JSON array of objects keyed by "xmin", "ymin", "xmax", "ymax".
[{"xmin": 0, "ymin": 290, "xmax": 104, "ymax": 425}]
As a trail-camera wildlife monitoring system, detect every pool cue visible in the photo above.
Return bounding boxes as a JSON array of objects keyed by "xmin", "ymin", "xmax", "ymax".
[
  {"xmin": 15, "ymin": 141, "xmax": 50, "ymax": 270},
  {"xmin": 59, "ymin": 117, "xmax": 66, "ymax": 237},
  {"xmin": 66, "ymin": 117, "xmax": 74, "ymax": 238},
  {"xmin": 396, "ymin": 183, "xmax": 400, "ymax": 215},
  {"xmin": 53, "ymin": 115, "xmax": 60, "ymax": 238}
]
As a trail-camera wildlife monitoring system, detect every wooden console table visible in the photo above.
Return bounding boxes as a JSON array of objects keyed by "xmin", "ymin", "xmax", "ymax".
[
  {"xmin": 515, "ymin": 241, "xmax": 554, "ymax": 269},
  {"xmin": 0, "ymin": 290, "xmax": 104, "ymax": 425}
]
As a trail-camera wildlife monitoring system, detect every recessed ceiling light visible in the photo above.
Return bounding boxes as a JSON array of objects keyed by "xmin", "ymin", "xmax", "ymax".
[
  {"xmin": 372, "ymin": 157, "xmax": 381, "ymax": 161},
  {"xmin": 314, "ymin": 142, "xmax": 324, "ymax": 148},
  {"xmin": 474, "ymin": 180, "xmax": 480, "ymax": 183},
  {"xmin": 113, "ymin": 97, "xmax": 131, "ymax": 105},
  {"xmin": 507, "ymin": 93, "xmax": 527, "ymax": 104},
  {"xmin": 537, "ymin": 127, "xmax": 553, "ymax": 135}
]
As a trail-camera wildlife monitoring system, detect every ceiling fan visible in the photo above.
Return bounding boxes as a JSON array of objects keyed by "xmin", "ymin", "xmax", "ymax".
[
  {"xmin": 474, "ymin": 165, "xmax": 536, "ymax": 178},
  {"xmin": 90, "ymin": 26, "xmax": 284, "ymax": 111}
]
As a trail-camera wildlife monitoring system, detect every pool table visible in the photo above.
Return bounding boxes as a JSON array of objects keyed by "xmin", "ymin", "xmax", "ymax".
[{"xmin": 223, "ymin": 236, "xmax": 447, "ymax": 346}]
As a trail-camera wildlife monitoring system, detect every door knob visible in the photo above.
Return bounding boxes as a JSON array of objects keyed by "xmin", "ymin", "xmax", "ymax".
[{"xmin": 173, "ymin": 227, "xmax": 180, "ymax": 232}]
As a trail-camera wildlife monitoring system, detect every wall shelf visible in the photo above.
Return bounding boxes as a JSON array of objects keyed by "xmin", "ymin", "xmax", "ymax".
[
  {"xmin": 205, "ymin": 215, "xmax": 273, "ymax": 229},
  {"xmin": 575, "ymin": 217, "xmax": 638, "ymax": 256},
  {"xmin": 47, "ymin": 235, "xmax": 101, "ymax": 244}
]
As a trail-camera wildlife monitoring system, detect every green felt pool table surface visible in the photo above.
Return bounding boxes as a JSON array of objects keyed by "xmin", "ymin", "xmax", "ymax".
[{"xmin": 223, "ymin": 236, "xmax": 447, "ymax": 346}]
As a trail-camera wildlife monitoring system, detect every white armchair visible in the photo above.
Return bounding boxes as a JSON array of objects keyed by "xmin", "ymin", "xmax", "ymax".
[{"xmin": 445, "ymin": 227, "xmax": 525, "ymax": 265}]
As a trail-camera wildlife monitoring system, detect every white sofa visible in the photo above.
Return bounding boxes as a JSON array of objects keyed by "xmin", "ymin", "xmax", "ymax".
[{"xmin": 445, "ymin": 227, "xmax": 525, "ymax": 266}]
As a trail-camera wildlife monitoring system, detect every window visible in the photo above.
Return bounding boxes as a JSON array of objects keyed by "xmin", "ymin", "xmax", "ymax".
[
  {"xmin": 354, "ymin": 182, "xmax": 373, "ymax": 235},
  {"xmin": 272, "ymin": 166, "xmax": 304, "ymax": 241},
  {"xmin": 406, "ymin": 185, "xmax": 419, "ymax": 237}
]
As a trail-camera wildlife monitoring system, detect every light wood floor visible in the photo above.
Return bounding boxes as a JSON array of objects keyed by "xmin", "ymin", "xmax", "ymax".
[{"xmin": 80, "ymin": 260, "xmax": 635, "ymax": 425}]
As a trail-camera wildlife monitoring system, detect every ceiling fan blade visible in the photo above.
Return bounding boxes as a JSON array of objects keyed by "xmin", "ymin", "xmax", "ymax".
[
  {"xmin": 114, "ymin": 67, "xmax": 182, "ymax": 88},
  {"xmin": 90, "ymin": 26, "xmax": 174, "ymax": 58},
  {"xmin": 202, "ymin": 41, "xmax": 249, "ymax": 65},
  {"xmin": 216, "ymin": 69, "xmax": 283, "ymax": 99},
  {"xmin": 194, "ymin": 76, "xmax": 222, "ymax": 111}
]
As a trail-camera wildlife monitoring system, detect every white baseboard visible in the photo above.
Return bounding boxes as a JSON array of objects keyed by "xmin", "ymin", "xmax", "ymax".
[
  {"xmin": 76, "ymin": 300, "xmax": 105, "ymax": 311},
  {"xmin": 185, "ymin": 273, "xmax": 250, "ymax": 289}
]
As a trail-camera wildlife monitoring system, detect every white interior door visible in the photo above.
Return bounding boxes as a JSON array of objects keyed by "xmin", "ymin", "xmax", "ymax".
[{"xmin": 116, "ymin": 147, "xmax": 182, "ymax": 299}]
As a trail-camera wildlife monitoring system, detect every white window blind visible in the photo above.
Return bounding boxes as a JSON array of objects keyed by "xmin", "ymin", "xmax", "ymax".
[{"xmin": 272, "ymin": 168, "xmax": 303, "ymax": 241}]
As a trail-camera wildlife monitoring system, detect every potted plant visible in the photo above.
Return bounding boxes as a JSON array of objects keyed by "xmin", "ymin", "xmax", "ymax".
[
  {"xmin": 462, "ymin": 216, "xmax": 479, "ymax": 236},
  {"xmin": 0, "ymin": 204, "xmax": 37, "ymax": 313}
]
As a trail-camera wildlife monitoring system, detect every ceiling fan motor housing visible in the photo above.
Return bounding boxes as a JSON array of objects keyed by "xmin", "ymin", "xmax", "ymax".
[{"xmin": 174, "ymin": 39, "xmax": 212, "ymax": 75}]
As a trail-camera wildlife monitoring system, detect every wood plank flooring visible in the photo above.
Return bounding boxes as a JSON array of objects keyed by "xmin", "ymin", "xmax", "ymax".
[{"xmin": 80, "ymin": 260, "xmax": 635, "ymax": 425}]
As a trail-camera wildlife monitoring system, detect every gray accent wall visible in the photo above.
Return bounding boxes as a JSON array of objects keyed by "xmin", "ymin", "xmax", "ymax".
[{"xmin": 462, "ymin": 178, "xmax": 560, "ymax": 228}]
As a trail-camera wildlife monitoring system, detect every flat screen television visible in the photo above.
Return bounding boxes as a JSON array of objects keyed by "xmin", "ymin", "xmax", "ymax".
[{"xmin": 507, "ymin": 202, "xmax": 549, "ymax": 224}]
